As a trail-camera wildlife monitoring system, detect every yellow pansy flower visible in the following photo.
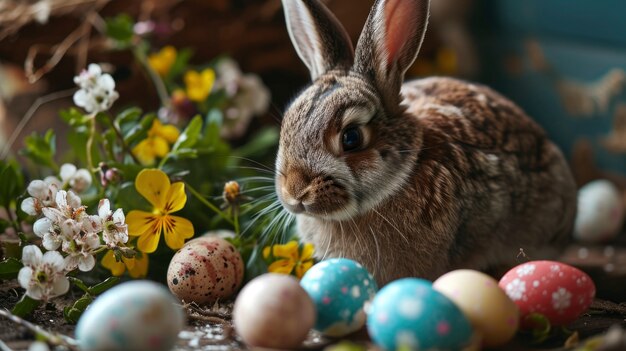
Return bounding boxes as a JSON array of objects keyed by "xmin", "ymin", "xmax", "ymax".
[
  {"xmin": 101, "ymin": 250, "xmax": 149, "ymax": 278},
  {"xmin": 263, "ymin": 241, "xmax": 315, "ymax": 279},
  {"xmin": 125, "ymin": 169, "xmax": 194, "ymax": 253},
  {"xmin": 184, "ymin": 68, "xmax": 215, "ymax": 102},
  {"xmin": 131, "ymin": 119, "xmax": 180, "ymax": 165},
  {"xmin": 148, "ymin": 46, "xmax": 177, "ymax": 77}
]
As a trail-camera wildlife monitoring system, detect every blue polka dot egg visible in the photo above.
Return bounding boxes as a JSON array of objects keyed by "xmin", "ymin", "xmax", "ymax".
[
  {"xmin": 367, "ymin": 278, "xmax": 474, "ymax": 351},
  {"xmin": 300, "ymin": 258, "xmax": 378, "ymax": 336}
]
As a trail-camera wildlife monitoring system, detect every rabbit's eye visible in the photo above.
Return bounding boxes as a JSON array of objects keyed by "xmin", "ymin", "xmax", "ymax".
[{"xmin": 342, "ymin": 126, "xmax": 362, "ymax": 152}]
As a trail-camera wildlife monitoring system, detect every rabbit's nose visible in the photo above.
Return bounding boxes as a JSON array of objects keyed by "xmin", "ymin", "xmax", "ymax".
[{"xmin": 279, "ymin": 167, "xmax": 314, "ymax": 213}]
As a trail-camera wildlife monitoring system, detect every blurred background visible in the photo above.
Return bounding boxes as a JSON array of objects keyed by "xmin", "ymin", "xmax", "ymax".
[{"xmin": 1, "ymin": 0, "xmax": 625, "ymax": 188}]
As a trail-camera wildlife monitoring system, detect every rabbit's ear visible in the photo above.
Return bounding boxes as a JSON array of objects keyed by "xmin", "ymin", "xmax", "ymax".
[
  {"xmin": 354, "ymin": 0, "xmax": 430, "ymax": 109},
  {"xmin": 282, "ymin": 0, "xmax": 354, "ymax": 80}
]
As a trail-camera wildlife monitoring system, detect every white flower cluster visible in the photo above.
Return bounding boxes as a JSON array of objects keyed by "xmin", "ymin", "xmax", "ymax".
[
  {"xmin": 214, "ymin": 58, "xmax": 271, "ymax": 138},
  {"xmin": 73, "ymin": 64, "xmax": 119, "ymax": 114},
  {"xmin": 18, "ymin": 163, "xmax": 128, "ymax": 301}
]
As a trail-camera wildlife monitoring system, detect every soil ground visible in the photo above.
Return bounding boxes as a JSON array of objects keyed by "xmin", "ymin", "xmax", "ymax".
[{"xmin": 2, "ymin": 243, "xmax": 626, "ymax": 351}]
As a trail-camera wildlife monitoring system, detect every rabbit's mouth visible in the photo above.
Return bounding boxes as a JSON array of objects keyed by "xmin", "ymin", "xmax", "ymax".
[{"xmin": 276, "ymin": 172, "xmax": 358, "ymax": 220}]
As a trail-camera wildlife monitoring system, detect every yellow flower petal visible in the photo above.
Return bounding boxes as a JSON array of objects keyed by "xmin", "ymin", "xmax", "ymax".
[
  {"xmin": 101, "ymin": 250, "xmax": 126, "ymax": 276},
  {"xmin": 127, "ymin": 253, "xmax": 149, "ymax": 278},
  {"xmin": 148, "ymin": 46, "xmax": 177, "ymax": 77},
  {"xmin": 268, "ymin": 259, "xmax": 296, "ymax": 275},
  {"xmin": 296, "ymin": 260, "xmax": 314, "ymax": 279},
  {"xmin": 272, "ymin": 241, "xmax": 299, "ymax": 260},
  {"xmin": 126, "ymin": 210, "xmax": 159, "ymax": 237},
  {"xmin": 137, "ymin": 229, "xmax": 161, "ymax": 253},
  {"xmin": 135, "ymin": 169, "xmax": 170, "ymax": 210},
  {"xmin": 148, "ymin": 120, "xmax": 180, "ymax": 144},
  {"xmin": 263, "ymin": 246, "xmax": 271, "ymax": 259},
  {"xmin": 162, "ymin": 215, "xmax": 194, "ymax": 250},
  {"xmin": 132, "ymin": 139, "xmax": 158, "ymax": 166},
  {"xmin": 300, "ymin": 243, "xmax": 315, "ymax": 261},
  {"xmin": 184, "ymin": 68, "xmax": 215, "ymax": 102},
  {"xmin": 165, "ymin": 182, "xmax": 187, "ymax": 213}
]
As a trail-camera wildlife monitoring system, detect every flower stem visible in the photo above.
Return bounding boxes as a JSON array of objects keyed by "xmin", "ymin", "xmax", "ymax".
[
  {"xmin": 107, "ymin": 114, "xmax": 141, "ymax": 164},
  {"xmin": 132, "ymin": 46, "xmax": 170, "ymax": 108},
  {"xmin": 86, "ymin": 113, "xmax": 98, "ymax": 181},
  {"xmin": 185, "ymin": 183, "xmax": 234, "ymax": 225},
  {"xmin": 233, "ymin": 208, "xmax": 240, "ymax": 236}
]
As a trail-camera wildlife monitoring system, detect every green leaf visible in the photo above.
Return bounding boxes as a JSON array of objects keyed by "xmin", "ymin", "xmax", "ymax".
[
  {"xmin": 88, "ymin": 276, "xmax": 119, "ymax": 295},
  {"xmin": 0, "ymin": 159, "xmax": 24, "ymax": 207},
  {"xmin": 233, "ymin": 127, "xmax": 279, "ymax": 158},
  {"xmin": 0, "ymin": 258, "xmax": 22, "ymax": 280},
  {"xmin": 116, "ymin": 107, "xmax": 143, "ymax": 130},
  {"xmin": 244, "ymin": 245, "xmax": 268, "ymax": 283},
  {"xmin": 170, "ymin": 148, "xmax": 198, "ymax": 160},
  {"xmin": 172, "ymin": 115, "xmax": 202, "ymax": 152},
  {"xmin": 165, "ymin": 48, "xmax": 193, "ymax": 83},
  {"xmin": 204, "ymin": 109, "xmax": 223, "ymax": 143},
  {"xmin": 63, "ymin": 294, "xmax": 93, "ymax": 324},
  {"xmin": 20, "ymin": 130, "xmax": 57, "ymax": 171},
  {"xmin": 105, "ymin": 14, "xmax": 134, "ymax": 47},
  {"xmin": 124, "ymin": 114, "xmax": 156, "ymax": 145},
  {"xmin": 68, "ymin": 277, "xmax": 90, "ymax": 294},
  {"xmin": 12, "ymin": 294, "xmax": 40, "ymax": 317},
  {"xmin": 59, "ymin": 108, "xmax": 90, "ymax": 126}
]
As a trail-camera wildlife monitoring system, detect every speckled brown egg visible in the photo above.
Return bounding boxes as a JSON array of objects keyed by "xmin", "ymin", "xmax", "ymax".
[{"xmin": 167, "ymin": 235, "xmax": 244, "ymax": 304}]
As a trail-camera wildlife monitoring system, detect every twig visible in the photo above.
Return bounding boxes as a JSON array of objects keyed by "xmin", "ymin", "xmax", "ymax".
[
  {"xmin": 0, "ymin": 309, "xmax": 79, "ymax": 350},
  {"xmin": 0, "ymin": 88, "xmax": 76, "ymax": 160},
  {"xmin": 25, "ymin": 21, "xmax": 88, "ymax": 83}
]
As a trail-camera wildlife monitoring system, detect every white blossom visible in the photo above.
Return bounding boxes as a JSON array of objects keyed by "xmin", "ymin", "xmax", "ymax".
[
  {"xmin": 73, "ymin": 64, "xmax": 119, "ymax": 114},
  {"xmin": 97, "ymin": 199, "xmax": 128, "ymax": 247},
  {"xmin": 215, "ymin": 58, "xmax": 270, "ymax": 138},
  {"xmin": 63, "ymin": 231, "xmax": 100, "ymax": 272},
  {"xmin": 18, "ymin": 245, "xmax": 69, "ymax": 301},
  {"xmin": 20, "ymin": 179, "xmax": 59, "ymax": 216},
  {"xmin": 59, "ymin": 163, "xmax": 92, "ymax": 193}
]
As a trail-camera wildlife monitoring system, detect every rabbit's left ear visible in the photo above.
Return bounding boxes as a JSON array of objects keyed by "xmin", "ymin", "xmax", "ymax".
[
  {"xmin": 354, "ymin": 0, "xmax": 430, "ymax": 109},
  {"xmin": 282, "ymin": 0, "xmax": 355, "ymax": 81}
]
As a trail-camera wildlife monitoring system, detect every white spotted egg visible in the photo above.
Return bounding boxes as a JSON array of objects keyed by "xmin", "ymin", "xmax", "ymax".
[
  {"xmin": 76, "ymin": 280, "xmax": 184, "ymax": 351},
  {"xmin": 499, "ymin": 261, "xmax": 595, "ymax": 328},
  {"xmin": 433, "ymin": 269, "xmax": 519, "ymax": 347},
  {"xmin": 574, "ymin": 179, "xmax": 624, "ymax": 243},
  {"xmin": 367, "ymin": 278, "xmax": 474, "ymax": 351},
  {"xmin": 300, "ymin": 258, "xmax": 378, "ymax": 337},
  {"xmin": 167, "ymin": 234, "xmax": 244, "ymax": 304}
]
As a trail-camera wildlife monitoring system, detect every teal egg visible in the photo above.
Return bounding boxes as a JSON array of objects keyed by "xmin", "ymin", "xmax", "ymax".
[
  {"xmin": 300, "ymin": 258, "xmax": 378, "ymax": 336},
  {"xmin": 367, "ymin": 278, "xmax": 473, "ymax": 351}
]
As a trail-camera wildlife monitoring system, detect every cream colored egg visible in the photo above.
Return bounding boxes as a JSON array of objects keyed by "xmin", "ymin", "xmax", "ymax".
[
  {"xmin": 167, "ymin": 235, "xmax": 244, "ymax": 304},
  {"xmin": 433, "ymin": 269, "xmax": 519, "ymax": 347},
  {"xmin": 233, "ymin": 273, "xmax": 315, "ymax": 349}
]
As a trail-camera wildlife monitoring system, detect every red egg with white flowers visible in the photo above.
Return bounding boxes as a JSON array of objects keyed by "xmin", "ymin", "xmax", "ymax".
[{"xmin": 498, "ymin": 261, "xmax": 595, "ymax": 327}]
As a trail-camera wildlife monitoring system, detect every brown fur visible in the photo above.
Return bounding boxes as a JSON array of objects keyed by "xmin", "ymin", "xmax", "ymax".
[{"xmin": 278, "ymin": 0, "xmax": 577, "ymax": 285}]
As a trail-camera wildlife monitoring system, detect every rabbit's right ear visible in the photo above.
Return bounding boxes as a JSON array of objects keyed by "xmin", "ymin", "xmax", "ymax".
[{"xmin": 282, "ymin": 0, "xmax": 354, "ymax": 81}]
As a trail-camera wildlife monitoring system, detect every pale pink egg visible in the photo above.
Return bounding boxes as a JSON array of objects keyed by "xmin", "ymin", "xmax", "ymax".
[{"xmin": 498, "ymin": 261, "xmax": 595, "ymax": 327}]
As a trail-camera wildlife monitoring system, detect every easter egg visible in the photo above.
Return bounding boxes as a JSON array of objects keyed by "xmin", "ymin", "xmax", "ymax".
[
  {"xmin": 433, "ymin": 269, "xmax": 519, "ymax": 347},
  {"xmin": 233, "ymin": 273, "xmax": 315, "ymax": 349},
  {"xmin": 167, "ymin": 235, "xmax": 244, "ymax": 304},
  {"xmin": 499, "ymin": 261, "xmax": 596, "ymax": 327},
  {"xmin": 367, "ymin": 278, "xmax": 474, "ymax": 351},
  {"xmin": 300, "ymin": 258, "xmax": 378, "ymax": 337},
  {"xmin": 76, "ymin": 280, "xmax": 184, "ymax": 351},
  {"xmin": 574, "ymin": 179, "xmax": 624, "ymax": 243}
]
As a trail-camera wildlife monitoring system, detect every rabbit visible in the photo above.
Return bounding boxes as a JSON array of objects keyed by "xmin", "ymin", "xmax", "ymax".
[{"xmin": 275, "ymin": 0, "xmax": 577, "ymax": 285}]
